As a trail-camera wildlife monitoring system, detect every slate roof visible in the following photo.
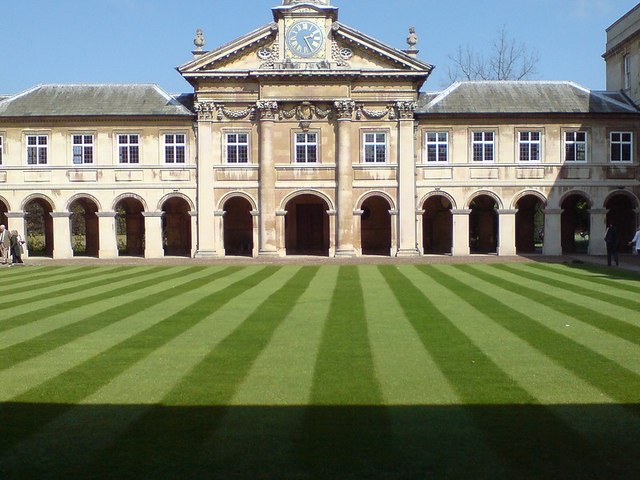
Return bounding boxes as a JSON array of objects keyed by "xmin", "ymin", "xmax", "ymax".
[
  {"xmin": 417, "ymin": 81, "xmax": 640, "ymax": 115},
  {"xmin": 0, "ymin": 84, "xmax": 194, "ymax": 117}
]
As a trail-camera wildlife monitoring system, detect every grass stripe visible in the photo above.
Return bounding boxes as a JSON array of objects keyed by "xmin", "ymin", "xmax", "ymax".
[
  {"xmin": 527, "ymin": 262, "xmax": 640, "ymax": 295},
  {"xmin": 0, "ymin": 265, "xmax": 87, "ymax": 288},
  {"xmin": 433, "ymin": 264, "xmax": 640, "ymax": 407},
  {"xmin": 0, "ymin": 266, "xmax": 211, "ymax": 370},
  {"xmin": 379, "ymin": 265, "xmax": 601, "ymax": 478},
  {"xmin": 492, "ymin": 263, "xmax": 640, "ymax": 313},
  {"xmin": 0, "ymin": 266, "xmax": 279, "ymax": 454},
  {"xmin": 78, "ymin": 266, "xmax": 319, "ymax": 479}
]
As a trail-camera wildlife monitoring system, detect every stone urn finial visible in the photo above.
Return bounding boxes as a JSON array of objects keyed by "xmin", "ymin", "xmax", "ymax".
[
  {"xmin": 194, "ymin": 28, "xmax": 205, "ymax": 51},
  {"xmin": 407, "ymin": 26, "xmax": 418, "ymax": 51}
]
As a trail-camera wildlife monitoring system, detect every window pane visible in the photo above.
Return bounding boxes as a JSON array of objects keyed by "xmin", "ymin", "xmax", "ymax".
[
  {"xmin": 73, "ymin": 146, "xmax": 83, "ymax": 164},
  {"xmin": 427, "ymin": 145, "xmax": 436, "ymax": 162},
  {"xmin": 438, "ymin": 145, "xmax": 447, "ymax": 161},
  {"xmin": 237, "ymin": 146, "xmax": 248, "ymax": 163},
  {"xmin": 165, "ymin": 146, "xmax": 175, "ymax": 163},
  {"xmin": 237, "ymin": 134, "xmax": 247, "ymax": 143},
  {"xmin": 84, "ymin": 146, "xmax": 93, "ymax": 163},
  {"xmin": 365, "ymin": 145, "xmax": 375, "ymax": 162},
  {"xmin": 175, "ymin": 146, "xmax": 185, "ymax": 163}
]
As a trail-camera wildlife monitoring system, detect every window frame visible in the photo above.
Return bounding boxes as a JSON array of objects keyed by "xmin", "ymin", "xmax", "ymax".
[
  {"xmin": 293, "ymin": 130, "xmax": 319, "ymax": 164},
  {"xmin": 361, "ymin": 130, "xmax": 388, "ymax": 164},
  {"xmin": 71, "ymin": 133, "xmax": 94, "ymax": 165},
  {"xmin": 224, "ymin": 131, "xmax": 250, "ymax": 164},
  {"xmin": 26, "ymin": 134, "xmax": 49, "ymax": 165},
  {"xmin": 424, "ymin": 131, "xmax": 449, "ymax": 163},
  {"xmin": 563, "ymin": 130, "xmax": 588, "ymax": 163},
  {"xmin": 609, "ymin": 131, "xmax": 633, "ymax": 163},
  {"xmin": 517, "ymin": 130, "xmax": 542, "ymax": 163},
  {"xmin": 117, "ymin": 133, "xmax": 140, "ymax": 164},
  {"xmin": 470, "ymin": 130, "xmax": 495, "ymax": 162},
  {"xmin": 163, "ymin": 132, "xmax": 187, "ymax": 164}
]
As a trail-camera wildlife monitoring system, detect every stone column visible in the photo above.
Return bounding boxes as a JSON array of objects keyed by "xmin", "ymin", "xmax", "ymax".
[
  {"xmin": 251, "ymin": 210, "xmax": 259, "ymax": 257},
  {"xmin": 334, "ymin": 100, "xmax": 356, "ymax": 257},
  {"xmin": 389, "ymin": 209, "xmax": 399, "ymax": 256},
  {"xmin": 353, "ymin": 209, "xmax": 363, "ymax": 255},
  {"xmin": 258, "ymin": 100, "xmax": 279, "ymax": 256},
  {"xmin": 5, "ymin": 211, "xmax": 26, "ymax": 258},
  {"xmin": 452, "ymin": 209, "xmax": 471, "ymax": 256},
  {"xmin": 215, "ymin": 210, "xmax": 226, "ymax": 256},
  {"xmin": 396, "ymin": 101, "xmax": 419, "ymax": 256},
  {"xmin": 143, "ymin": 211, "xmax": 164, "ymax": 258},
  {"xmin": 542, "ymin": 208, "xmax": 562, "ymax": 256},
  {"xmin": 327, "ymin": 209, "xmax": 337, "ymax": 257},
  {"xmin": 51, "ymin": 212, "xmax": 73, "ymax": 259},
  {"xmin": 194, "ymin": 102, "xmax": 217, "ymax": 257},
  {"xmin": 497, "ymin": 209, "xmax": 517, "ymax": 256},
  {"xmin": 415, "ymin": 209, "xmax": 425, "ymax": 255},
  {"xmin": 589, "ymin": 208, "xmax": 607, "ymax": 256},
  {"xmin": 275, "ymin": 209, "xmax": 287, "ymax": 256},
  {"xmin": 97, "ymin": 211, "xmax": 118, "ymax": 259},
  {"xmin": 190, "ymin": 211, "xmax": 197, "ymax": 258}
]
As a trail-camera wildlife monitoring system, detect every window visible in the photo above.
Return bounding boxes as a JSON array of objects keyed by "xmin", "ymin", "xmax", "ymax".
[
  {"xmin": 472, "ymin": 131, "xmax": 494, "ymax": 162},
  {"xmin": 72, "ymin": 135, "xmax": 94, "ymax": 164},
  {"xmin": 564, "ymin": 131, "xmax": 587, "ymax": 162},
  {"xmin": 518, "ymin": 131, "xmax": 541, "ymax": 162},
  {"xmin": 610, "ymin": 131, "xmax": 633, "ymax": 162},
  {"xmin": 425, "ymin": 132, "xmax": 448, "ymax": 162},
  {"xmin": 164, "ymin": 134, "xmax": 186, "ymax": 164},
  {"xmin": 624, "ymin": 54, "xmax": 631, "ymax": 90},
  {"xmin": 118, "ymin": 134, "xmax": 139, "ymax": 164},
  {"xmin": 27, "ymin": 135, "xmax": 48, "ymax": 165},
  {"xmin": 225, "ymin": 132, "xmax": 249, "ymax": 164},
  {"xmin": 0, "ymin": 136, "xmax": 3, "ymax": 165},
  {"xmin": 295, "ymin": 132, "xmax": 318, "ymax": 163},
  {"xmin": 363, "ymin": 132, "xmax": 387, "ymax": 163}
]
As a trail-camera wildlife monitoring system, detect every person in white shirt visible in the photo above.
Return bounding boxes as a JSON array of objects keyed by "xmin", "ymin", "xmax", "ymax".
[
  {"xmin": 0, "ymin": 225, "xmax": 10, "ymax": 265},
  {"xmin": 629, "ymin": 227, "xmax": 640, "ymax": 255}
]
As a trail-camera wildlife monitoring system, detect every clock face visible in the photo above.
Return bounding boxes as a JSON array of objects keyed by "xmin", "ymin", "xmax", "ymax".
[{"xmin": 286, "ymin": 21, "xmax": 324, "ymax": 58}]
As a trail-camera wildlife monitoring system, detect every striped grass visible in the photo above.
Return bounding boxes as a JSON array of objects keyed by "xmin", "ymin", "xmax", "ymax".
[{"xmin": 0, "ymin": 263, "xmax": 639, "ymax": 479}]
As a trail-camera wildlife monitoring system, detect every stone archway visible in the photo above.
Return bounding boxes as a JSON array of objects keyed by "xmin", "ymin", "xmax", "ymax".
[
  {"xmin": 423, "ymin": 195, "xmax": 453, "ymax": 254},
  {"xmin": 223, "ymin": 196, "xmax": 253, "ymax": 257},
  {"xmin": 515, "ymin": 195, "xmax": 545, "ymax": 254},
  {"xmin": 361, "ymin": 195, "xmax": 391, "ymax": 256},
  {"xmin": 24, "ymin": 198, "xmax": 54, "ymax": 257},
  {"xmin": 69, "ymin": 197, "xmax": 100, "ymax": 257},
  {"xmin": 162, "ymin": 197, "xmax": 191, "ymax": 256},
  {"xmin": 115, "ymin": 197, "xmax": 145, "ymax": 256},
  {"xmin": 284, "ymin": 193, "xmax": 329, "ymax": 256},
  {"xmin": 469, "ymin": 195, "xmax": 498, "ymax": 254},
  {"xmin": 561, "ymin": 193, "xmax": 590, "ymax": 254},
  {"xmin": 605, "ymin": 193, "xmax": 637, "ymax": 253}
]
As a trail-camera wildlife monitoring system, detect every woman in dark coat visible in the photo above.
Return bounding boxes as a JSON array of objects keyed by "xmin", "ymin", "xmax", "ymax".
[{"xmin": 9, "ymin": 230, "xmax": 24, "ymax": 265}]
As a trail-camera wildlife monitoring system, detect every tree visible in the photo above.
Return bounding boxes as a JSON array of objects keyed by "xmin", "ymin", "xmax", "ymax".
[{"xmin": 447, "ymin": 26, "xmax": 539, "ymax": 82}]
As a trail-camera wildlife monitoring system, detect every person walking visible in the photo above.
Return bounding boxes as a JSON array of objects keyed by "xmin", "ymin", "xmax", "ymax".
[
  {"xmin": 9, "ymin": 230, "xmax": 24, "ymax": 265},
  {"xmin": 629, "ymin": 226, "xmax": 640, "ymax": 255},
  {"xmin": 604, "ymin": 223, "xmax": 619, "ymax": 266},
  {"xmin": 0, "ymin": 225, "xmax": 10, "ymax": 265}
]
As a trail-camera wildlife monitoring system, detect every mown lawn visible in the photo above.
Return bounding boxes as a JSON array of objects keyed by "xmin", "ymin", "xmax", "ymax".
[{"xmin": 0, "ymin": 262, "xmax": 639, "ymax": 479}]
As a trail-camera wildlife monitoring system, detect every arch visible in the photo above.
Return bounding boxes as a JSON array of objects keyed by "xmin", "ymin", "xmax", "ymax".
[
  {"xmin": 558, "ymin": 190, "xmax": 593, "ymax": 210},
  {"xmin": 355, "ymin": 190, "xmax": 396, "ymax": 211},
  {"xmin": 284, "ymin": 193, "xmax": 330, "ymax": 256},
  {"xmin": 515, "ymin": 194, "xmax": 545, "ymax": 254},
  {"xmin": 66, "ymin": 193, "xmax": 103, "ymax": 212},
  {"xmin": 466, "ymin": 190, "xmax": 504, "ymax": 210},
  {"xmin": 605, "ymin": 191, "xmax": 637, "ymax": 253},
  {"xmin": 21, "ymin": 193, "xmax": 55, "ymax": 212},
  {"xmin": 112, "ymin": 192, "xmax": 149, "ymax": 212},
  {"xmin": 24, "ymin": 197, "xmax": 54, "ymax": 257},
  {"xmin": 158, "ymin": 192, "xmax": 195, "ymax": 212},
  {"xmin": 0, "ymin": 197, "xmax": 9, "ymax": 230},
  {"xmin": 422, "ymin": 193, "xmax": 453, "ymax": 254},
  {"xmin": 469, "ymin": 194, "xmax": 499, "ymax": 254},
  {"xmin": 217, "ymin": 191, "xmax": 257, "ymax": 212},
  {"xmin": 222, "ymin": 196, "xmax": 254, "ymax": 257},
  {"xmin": 280, "ymin": 189, "xmax": 335, "ymax": 212},
  {"xmin": 114, "ymin": 196, "xmax": 146, "ymax": 256},
  {"xmin": 360, "ymin": 195, "xmax": 392, "ymax": 256},
  {"xmin": 510, "ymin": 190, "xmax": 547, "ymax": 210},
  {"xmin": 69, "ymin": 197, "xmax": 100, "ymax": 257},
  {"xmin": 419, "ymin": 190, "xmax": 457, "ymax": 211},
  {"xmin": 603, "ymin": 189, "xmax": 639, "ymax": 210},
  {"xmin": 161, "ymin": 196, "xmax": 192, "ymax": 256},
  {"xmin": 561, "ymin": 192, "xmax": 591, "ymax": 254}
]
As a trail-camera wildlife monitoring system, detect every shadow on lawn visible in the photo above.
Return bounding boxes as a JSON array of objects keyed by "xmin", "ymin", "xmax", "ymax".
[{"xmin": 1, "ymin": 402, "xmax": 640, "ymax": 480}]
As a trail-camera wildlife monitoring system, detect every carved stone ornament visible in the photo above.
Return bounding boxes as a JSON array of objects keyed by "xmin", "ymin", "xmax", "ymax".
[
  {"xmin": 193, "ymin": 29, "xmax": 205, "ymax": 51},
  {"xmin": 256, "ymin": 100, "xmax": 279, "ymax": 120},
  {"xmin": 194, "ymin": 102, "xmax": 255, "ymax": 121},
  {"xmin": 395, "ymin": 101, "xmax": 417, "ymax": 120},
  {"xmin": 194, "ymin": 101, "xmax": 216, "ymax": 121},
  {"xmin": 356, "ymin": 104, "xmax": 395, "ymax": 120},
  {"xmin": 334, "ymin": 100, "xmax": 356, "ymax": 120},
  {"xmin": 280, "ymin": 101, "xmax": 331, "ymax": 120}
]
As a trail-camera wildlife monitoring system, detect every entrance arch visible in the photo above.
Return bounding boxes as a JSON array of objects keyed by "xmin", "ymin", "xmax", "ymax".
[
  {"xmin": 162, "ymin": 197, "xmax": 191, "ymax": 256},
  {"xmin": 561, "ymin": 193, "xmax": 590, "ymax": 254},
  {"xmin": 605, "ymin": 192, "xmax": 637, "ymax": 253},
  {"xmin": 469, "ymin": 194, "xmax": 499, "ymax": 254},
  {"xmin": 24, "ymin": 197, "xmax": 54, "ymax": 257},
  {"xmin": 361, "ymin": 195, "xmax": 391, "ymax": 256},
  {"xmin": 115, "ymin": 197, "xmax": 145, "ymax": 256},
  {"xmin": 422, "ymin": 195, "xmax": 453, "ymax": 254},
  {"xmin": 223, "ymin": 196, "xmax": 253, "ymax": 257},
  {"xmin": 0, "ymin": 198, "xmax": 8, "ymax": 229},
  {"xmin": 284, "ymin": 193, "xmax": 329, "ymax": 256},
  {"xmin": 515, "ymin": 194, "xmax": 545, "ymax": 253},
  {"xmin": 69, "ymin": 197, "xmax": 99, "ymax": 257}
]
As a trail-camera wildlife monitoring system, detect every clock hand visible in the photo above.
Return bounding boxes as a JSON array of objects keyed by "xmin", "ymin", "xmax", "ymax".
[{"xmin": 303, "ymin": 35, "xmax": 313, "ymax": 52}]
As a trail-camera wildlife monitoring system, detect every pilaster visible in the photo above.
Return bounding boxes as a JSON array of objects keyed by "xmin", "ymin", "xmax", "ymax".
[
  {"xmin": 96, "ymin": 212, "xmax": 118, "ymax": 259},
  {"xmin": 542, "ymin": 208, "xmax": 562, "ymax": 256},
  {"xmin": 258, "ymin": 100, "xmax": 279, "ymax": 256},
  {"xmin": 452, "ymin": 209, "xmax": 471, "ymax": 256},
  {"xmin": 50, "ymin": 212, "xmax": 73, "ymax": 259},
  {"xmin": 396, "ymin": 101, "xmax": 419, "ymax": 257},
  {"xmin": 143, "ymin": 212, "xmax": 164, "ymax": 258},
  {"xmin": 589, "ymin": 208, "xmax": 608, "ymax": 256},
  {"xmin": 334, "ymin": 99, "xmax": 356, "ymax": 257},
  {"xmin": 194, "ymin": 107, "xmax": 217, "ymax": 257},
  {"xmin": 497, "ymin": 209, "xmax": 517, "ymax": 256}
]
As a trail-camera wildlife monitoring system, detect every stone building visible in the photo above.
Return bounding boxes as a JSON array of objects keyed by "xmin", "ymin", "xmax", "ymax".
[{"xmin": 0, "ymin": 0, "xmax": 638, "ymax": 259}]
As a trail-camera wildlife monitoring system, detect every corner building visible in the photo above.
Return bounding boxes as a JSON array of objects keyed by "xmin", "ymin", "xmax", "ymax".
[{"xmin": 1, "ymin": 0, "xmax": 639, "ymax": 259}]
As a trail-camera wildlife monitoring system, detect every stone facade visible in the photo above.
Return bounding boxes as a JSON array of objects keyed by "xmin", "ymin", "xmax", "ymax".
[{"xmin": 0, "ymin": 0, "xmax": 638, "ymax": 260}]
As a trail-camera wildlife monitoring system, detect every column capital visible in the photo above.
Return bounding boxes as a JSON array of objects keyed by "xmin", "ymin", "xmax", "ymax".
[
  {"xmin": 543, "ymin": 208, "xmax": 562, "ymax": 215},
  {"xmin": 256, "ymin": 100, "xmax": 279, "ymax": 120},
  {"xmin": 396, "ymin": 101, "xmax": 417, "ymax": 120},
  {"xmin": 50, "ymin": 211, "xmax": 71, "ymax": 219},
  {"xmin": 5, "ymin": 211, "xmax": 25, "ymax": 219},
  {"xmin": 142, "ymin": 211, "xmax": 163, "ymax": 218},
  {"xmin": 452, "ymin": 209, "xmax": 472, "ymax": 215},
  {"xmin": 96, "ymin": 211, "xmax": 117, "ymax": 218},
  {"xmin": 334, "ymin": 99, "xmax": 356, "ymax": 120},
  {"xmin": 497, "ymin": 209, "xmax": 518, "ymax": 215}
]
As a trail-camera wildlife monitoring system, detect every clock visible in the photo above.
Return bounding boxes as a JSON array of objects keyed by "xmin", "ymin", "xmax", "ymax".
[{"xmin": 286, "ymin": 20, "xmax": 324, "ymax": 58}]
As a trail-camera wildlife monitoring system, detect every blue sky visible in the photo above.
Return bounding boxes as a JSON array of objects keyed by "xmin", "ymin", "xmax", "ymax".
[{"xmin": 0, "ymin": 0, "xmax": 637, "ymax": 95}]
